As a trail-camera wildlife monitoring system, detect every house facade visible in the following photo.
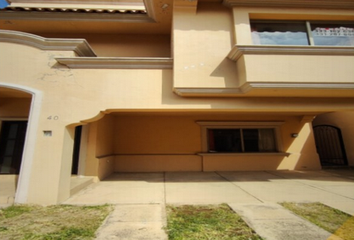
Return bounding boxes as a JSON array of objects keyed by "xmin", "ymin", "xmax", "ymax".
[{"xmin": 0, "ymin": 0, "xmax": 353, "ymax": 205}]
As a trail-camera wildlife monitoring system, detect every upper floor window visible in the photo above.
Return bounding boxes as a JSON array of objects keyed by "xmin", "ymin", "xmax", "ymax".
[{"xmin": 251, "ymin": 21, "xmax": 354, "ymax": 46}]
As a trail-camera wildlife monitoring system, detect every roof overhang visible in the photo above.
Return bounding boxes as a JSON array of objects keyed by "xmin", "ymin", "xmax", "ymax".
[{"xmin": 0, "ymin": 0, "xmax": 173, "ymax": 34}]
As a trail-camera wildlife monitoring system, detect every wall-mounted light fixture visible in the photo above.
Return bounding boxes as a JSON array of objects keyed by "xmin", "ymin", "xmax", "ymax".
[
  {"xmin": 43, "ymin": 130, "xmax": 52, "ymax": 137},
  {"xmin": 291, "ymin": 133, "xmax": 298, "ymax": 138},
  {"xmin": 161, "ymin": 4, "xmax": 169, "ymax": 9}
]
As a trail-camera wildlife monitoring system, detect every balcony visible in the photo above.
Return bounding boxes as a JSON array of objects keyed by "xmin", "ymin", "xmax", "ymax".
[{"xmin": 225, "ymin": 44, "xmax": 354, "ymax": 97}]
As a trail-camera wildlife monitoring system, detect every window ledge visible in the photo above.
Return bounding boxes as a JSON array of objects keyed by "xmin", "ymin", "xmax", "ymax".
[
  {"xmin": 227, "ymin": 45, "xmax": 354, "ymax": 61},
  {"xmin": 198, "ymin": 152, "xmax": 290, "ymax": 157}
]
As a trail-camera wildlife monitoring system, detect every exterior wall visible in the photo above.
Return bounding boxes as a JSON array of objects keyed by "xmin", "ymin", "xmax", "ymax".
[
  {"xmin": 113, "ymin": 115, "xmax": 202, "ymax": 154},
  {"xmin": 173, "ymin": 4, "xmax": 239, "ymax": 88},
  {"xmin": 115, "ymin": 155, "xmax": 202, "ymax": 172},
  {"xmin": 85, "ymin": 115, "xmax": 115, "ymax": 180},
  {"xmin": 313, "ymin": 112, "xmax": 354, "ymax": 166},
  {"xmin": 244, "ymin": 55, "xmax": 354, "ymax": 84}
]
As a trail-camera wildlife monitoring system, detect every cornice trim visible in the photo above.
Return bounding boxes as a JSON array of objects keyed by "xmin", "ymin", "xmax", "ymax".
[
  {"xmin": 56, "ymin": 57, "xmax": 173, "ymax": 69},
  {"xmin": 227, "ymin": 45, "xmax": 354, "ymax": 61},
  {"xmin": 0, "ymin": 30, "xmax": 96, "ymax": 56},
  {"xmin": 174, "ymin": 82, "xmax": 354, "ymax": 97},
  {"xmin": 223, "ymin": 0, "xmax": 354, "ymax": 9}
]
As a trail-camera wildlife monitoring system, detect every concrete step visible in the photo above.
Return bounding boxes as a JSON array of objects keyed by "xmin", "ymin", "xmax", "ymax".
[{"xmin": 70, "ymin": 176, "xmax": 96, "ymax": 196}]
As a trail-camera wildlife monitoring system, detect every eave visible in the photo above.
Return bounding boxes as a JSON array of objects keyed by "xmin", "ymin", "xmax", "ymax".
[{"xmin": 0, "ymin": 6, "xmax": 151, "ymax": 22}]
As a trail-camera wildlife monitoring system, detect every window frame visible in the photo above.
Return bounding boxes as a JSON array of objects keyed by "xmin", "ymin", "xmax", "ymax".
[
  {"xmin": 197, "ymin": 121, "xmax": 284, "ymax": 154},
  {"xmin": 250, "ymin": 20, "xmax": 354, "ymax": 46}
]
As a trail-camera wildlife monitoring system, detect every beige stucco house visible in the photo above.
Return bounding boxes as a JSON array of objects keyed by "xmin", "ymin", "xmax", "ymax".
[{"xmin": 0, "ymin": 0, "xmax": 353, "ymax": 205}]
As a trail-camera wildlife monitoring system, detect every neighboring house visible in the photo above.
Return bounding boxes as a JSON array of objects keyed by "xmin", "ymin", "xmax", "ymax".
[{"xmin": 0, "ymin": 0, "xmax": 353, "ymax": 205}]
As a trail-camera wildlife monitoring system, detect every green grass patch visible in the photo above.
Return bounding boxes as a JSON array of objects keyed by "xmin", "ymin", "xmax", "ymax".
[
  {"xmin": 166, "ymin": 204, "xmax": 263, "ymax": 240},
  {"xmin": 280, "ymin": 202, "xmax": 354, "ymax": 240},
  {"xmin": 0, "ymin": 204, "xmax": 113, "ymax": 240}
]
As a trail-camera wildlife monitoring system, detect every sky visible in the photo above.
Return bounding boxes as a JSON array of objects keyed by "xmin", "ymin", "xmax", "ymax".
[{"xmin": 0, "ymin": 0, "xmax": 8, "ymax": 9}]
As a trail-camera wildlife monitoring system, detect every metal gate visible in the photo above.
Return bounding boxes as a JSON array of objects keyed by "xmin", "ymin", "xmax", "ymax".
[{"xmin": 313, "ymin": 125, "xmax": 348, "ymax": 166}]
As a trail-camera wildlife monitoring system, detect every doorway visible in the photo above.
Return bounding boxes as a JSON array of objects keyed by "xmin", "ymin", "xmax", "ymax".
[
  {"xmin": 0, "ymin": 121, "xmax": 28, "ymax": 174},
  {"xmin": 71, "ymin": 126, "xmax": 82, "ymax": 175},
  {"xmin": 313, "ymin": 125, "xmax": 348, "ymax": 166}
]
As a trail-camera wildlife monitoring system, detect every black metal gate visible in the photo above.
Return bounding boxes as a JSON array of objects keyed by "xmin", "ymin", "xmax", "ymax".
[{"xmin": 313, "ymin": 125, "xmax": 348, "ymax": 166}]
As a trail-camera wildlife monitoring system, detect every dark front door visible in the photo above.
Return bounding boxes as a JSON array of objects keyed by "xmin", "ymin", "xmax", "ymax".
[
  {"xmin": 0, "ymin": 121, "xmax": 28, "ymax": 174},
  {"xmin": 313, "ymin": 125, "xmax": 348, "ymax": 166},
  {"xmin": 71, "ymin": 126, "xmax": 82, "ymax": 175}
]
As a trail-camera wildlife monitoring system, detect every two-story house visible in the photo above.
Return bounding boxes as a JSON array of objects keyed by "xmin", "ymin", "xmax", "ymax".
[{"xmin": 0, "ymin": 0, "xmax": 353, "ymax": 205}]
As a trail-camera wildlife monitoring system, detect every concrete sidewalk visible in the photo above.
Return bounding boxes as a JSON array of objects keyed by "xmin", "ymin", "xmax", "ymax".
[
  {"xmin": 63, "ymin": 169, "xmax": 354, "ymax": 240},
  {"xmin": 95, "ymin": 204, "xmax": 167, "ymax": 240},
  {"xmin": 229, "ymin": 203, "xmax": 343, "ymax": 240}
]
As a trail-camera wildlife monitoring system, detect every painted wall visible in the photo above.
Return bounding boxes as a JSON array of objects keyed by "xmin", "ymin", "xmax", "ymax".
[
  {"xmin": 244, "ymin": 55, "xmax": 354, "ymax": 84},
  {"xmin": 113, "ymin": 115, "xmax": 202, "ymax": 154},
  {"xmin": 313, "ymin": 112, "xmax": 354, "ymax": 166},
  {"xmin": 173, "ymin": 4, "xmax": 239, "ymax": 88},
  {"xmin": 84, "ymin": 115, "xmax": 115, "ymax": 180}
]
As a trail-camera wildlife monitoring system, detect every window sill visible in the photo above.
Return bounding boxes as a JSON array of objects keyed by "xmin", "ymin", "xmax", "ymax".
[
  {"xmin": 227, "ymin": 45, "xmax": 354, "ymax": 62},
  {"xmin": 198, "ymin": 152, "xmax": 290, "ymax": 157}
]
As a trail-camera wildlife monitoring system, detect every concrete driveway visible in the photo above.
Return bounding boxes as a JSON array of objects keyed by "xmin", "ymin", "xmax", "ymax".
[
  {"xmin": 65, "ymin": 169, "xmax": 354, "ymax": 215},
  {"xmin": 64, "ymin": 169, "xmax": 354, "ymax": 240}
]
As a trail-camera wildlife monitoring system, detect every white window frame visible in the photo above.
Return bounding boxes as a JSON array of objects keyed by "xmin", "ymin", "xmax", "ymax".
[{"xmin": 250, "ymin": 20, "xmax": 354, "ymax": 46}]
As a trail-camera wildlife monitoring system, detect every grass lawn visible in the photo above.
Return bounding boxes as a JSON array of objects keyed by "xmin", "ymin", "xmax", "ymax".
[
  {"xmin": 281, "ymin": 202, "xmax": 354, "ymax": 240},
  {"xmin": 0, "ymin": 204, "xmax": 113, "ymax": 240},
  {"xmin": 166, "ymin": 204, "xmax": 263, "ymax": 240}
]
